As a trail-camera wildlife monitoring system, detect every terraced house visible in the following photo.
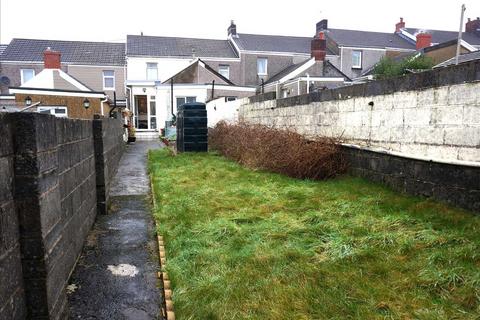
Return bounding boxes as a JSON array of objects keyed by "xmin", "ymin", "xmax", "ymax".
[
  {"xmin": 1, "ymin": 17, "xmax": 479, "ymax": 132},
  {"xmin": 0, "ymin": 39, "xmax": 126, "ymax": 108}
]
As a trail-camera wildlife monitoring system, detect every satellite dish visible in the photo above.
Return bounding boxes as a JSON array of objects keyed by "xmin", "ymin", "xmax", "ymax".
[{"xmin": 0, "ymin": 76, "xmax": 11, "ymax": 86}]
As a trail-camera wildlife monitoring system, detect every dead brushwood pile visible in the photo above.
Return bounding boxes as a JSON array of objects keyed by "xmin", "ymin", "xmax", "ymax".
[{"xmin": 209, "ymin": 122, "xmax": 347, "ymax": 180}]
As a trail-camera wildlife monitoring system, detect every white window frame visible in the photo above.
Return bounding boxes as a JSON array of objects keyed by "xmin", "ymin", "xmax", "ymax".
[
  {"xmin": 20, "ymin": 69, "xmax": 35, "ymax": 84},
  {"xmin": 352, "ymin": 50, "xmax": 362, "ymax": 69},
  {"xmin": 257, "ymin": 58, "xmax": 268, "ymax": 75},
  {"xmin": 37, "ymin": 106, "xmax": 68, "ymax": 118},
  {"xmin": 102, "ymin": 70, "xmax": 115, "ymax": 90},
  {"xmin": 146, "ymin": 63, "xmax": 158, "ymax": 80},
  {"xmin": 218, "ymin": 65, "xmax": 230, "ymax": 79}
]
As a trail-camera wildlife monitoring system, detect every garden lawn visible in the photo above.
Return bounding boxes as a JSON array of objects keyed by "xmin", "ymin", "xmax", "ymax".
[{"xmin": 149, "ymin": 149, "xmax": 480, "ymax": 320}]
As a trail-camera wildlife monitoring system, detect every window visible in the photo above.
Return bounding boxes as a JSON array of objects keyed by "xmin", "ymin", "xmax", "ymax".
[
  {"xmin": 150, "ymin": 98, "xmax": 157, "ymax": 130},
  {"xmin": 37, "ymin": 106, "xmax": 68, "ymax": 118},
  {"xmin": 146, "ymin": 63, "xmax": 158, "ymax": 80},
  {"xmin": 20, "ymin": 69, "xmax": 35, "ymax": 84},
  {"xmin": 225, "ymin": 96, "xmax": 237, "ymax": 102},
  {"xmin": 103, "ymin": 70, "xmax": 115, "ymax": 90},
  {"xmin": 176, "ymin": 96, "xmax": 196, "ymax": 110},
  {"xmin": 352, "ymin": 51, "xmax": 362, "ymax": 69},
  {"xmin": 257, "ymin": 58, "xmax": 268, "ymax": 75},
  {"xmin": 218, "ymin": 65, "xmax": 230, "ymax": 79}
]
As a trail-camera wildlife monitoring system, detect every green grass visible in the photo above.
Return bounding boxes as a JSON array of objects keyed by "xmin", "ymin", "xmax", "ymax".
[{"xmin": 149, "ymin": 149, "xmax": 480, "ymax": 320}]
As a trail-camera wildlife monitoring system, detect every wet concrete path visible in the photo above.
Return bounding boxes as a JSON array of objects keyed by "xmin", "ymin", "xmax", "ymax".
[{"xmin": 68, "ymin": 141, "xmax": 163, "ymax": 319}]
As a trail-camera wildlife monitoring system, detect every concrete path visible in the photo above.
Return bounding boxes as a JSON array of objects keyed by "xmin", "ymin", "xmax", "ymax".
[{"xmin": 68, "ymin": 141, "xmax": 163, "ymax": 319}]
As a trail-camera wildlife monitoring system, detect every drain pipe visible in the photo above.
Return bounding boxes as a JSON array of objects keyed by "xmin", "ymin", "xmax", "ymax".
[
  {"xmin": 170, "ymin": 79, "xmax": 174, "ymax": 119},
  {"xmin": 109, "ymin": 91, "xmax": 117, "ymax": 118},
  {"xmin": 211, "ymin": 80, "xmax": 215, "ymax": 100},
  {"xmin": 100, "ymin": 95, "xmax": 108, "ymax": 116}
]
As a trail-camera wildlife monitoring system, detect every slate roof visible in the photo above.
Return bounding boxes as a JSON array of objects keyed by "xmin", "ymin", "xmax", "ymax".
[
  {"xmin": 404, "ymin": 28, "xmax": 480, "ymax": 46},
  {"xmin": 325, "ymin": 29, "xmax": 415, "ymax": 49},
  {"xmin": 0, "ymin": 44, "xmax": 8, "ymax": 57},
  {"xmin": 0, "ymin": 38, "xmax": 125, "ymax": 65},
  {"xmin": 434, "ymin": 50, "xmax": 480, "ymax": 68},
  {"xmin": 233, "ymin": 33, "xmax": 317, "ymax": 54},
  {"xmin": 265, "ymin": 59, "xmax": 312, "ymax": 84},
  {"xmin": 127, "ymin": 35, "xmax": 238, "ymax": 58}
]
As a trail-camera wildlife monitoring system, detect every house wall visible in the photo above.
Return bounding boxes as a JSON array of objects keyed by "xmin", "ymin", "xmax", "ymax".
[
  {"xmin": 15, "ymin": 93, "xmax": 104, "ymax": 119},
  {"xmin": 424, "ymin": 45, "xmax": 471, "ymax": 65},
  {"xmin": 239, "ymin": 60, "xmax": 480, "ymax": 211},
  {"xmin": 127, "ymin": 57, "xmax": 241, "ymax": 84},
  {"xmin": 0, "ymin": 113, "xmax": 125, "ymax": 319},
  {"xmin": 338, "ymin": 47, "xmax": 387, "ymax": 79},
  {"xmin": 240, "ymin": 53, "xmax": 299, "ymax": 86},
  {"xmin": 67, "ymin": 65, "xmax": 126, "ymax": 100}
]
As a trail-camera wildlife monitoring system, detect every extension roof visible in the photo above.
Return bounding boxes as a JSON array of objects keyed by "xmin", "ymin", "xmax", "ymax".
[
  {"xmin": 404, "ymin": 28, "xmax": 480, "ymax": 46},
  {"xmin": 127, "ymin": 35, "xmax": 238, "ymax": 59},
  {"xmin": 325, "ymin": 29, "xmax": 415, "ymax": 49},
  {"xmin": 0, "ymin": 38, "xmax": 125, "ymax": 65}
]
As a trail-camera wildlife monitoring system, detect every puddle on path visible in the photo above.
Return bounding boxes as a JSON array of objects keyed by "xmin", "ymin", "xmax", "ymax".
[{"xmin": 107, "ymin": 264, "xmax": 139, "ymax": 277}]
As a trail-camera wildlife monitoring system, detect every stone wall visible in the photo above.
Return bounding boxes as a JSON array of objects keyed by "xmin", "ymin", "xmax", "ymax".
[
  {"xmin": 0, "ymin": 114, "xmax": 26, "ymax": 319},
  {"xmin": 240, "ymin": 60, "xmax": 480, "ymax": 163},
  {"xmin": 0, "ymin": 112, "xmax": 125, "ymax": 319},
  {"xmin": 238, "ymin": 60, "xmax": 480, "ymax": 212}
]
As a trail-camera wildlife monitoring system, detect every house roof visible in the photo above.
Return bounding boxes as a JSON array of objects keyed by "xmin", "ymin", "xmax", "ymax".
[
  {"xmin": 0, "ymin": 38, "xmax": 125, "ymax": 65},
  {"xmin": 325, "ymin": 29, "xmax": 415, "ymax": 49},
  {"xmin": 0, "ymin": 44, "xmax": 8, "ymax": 57},
  {"xmin": 434, "ymin": 50, "xmax": 480, "ymax": 68},
  {"xmin": 162, "ymin": 58, "xmax": 235, "ymax": 85},
  {"xmin": 265, "ymin": 58, "xmax": 351, "ymax": 85},
  {"xmin": 127, "ymin": 35, "xmax": 238, "ymax": 59},
  {"xmin": 404, "ymin": 28, "xmax": 480, "ymax": 46},
  {"xmin": 233, "ymin": 33, "xmax": 319, "ymax": 54}
]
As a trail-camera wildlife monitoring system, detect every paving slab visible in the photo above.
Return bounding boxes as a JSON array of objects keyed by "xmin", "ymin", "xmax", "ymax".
[{"xmin": 68, "ymin": 141, "xmax": 164, "ymax": 319}]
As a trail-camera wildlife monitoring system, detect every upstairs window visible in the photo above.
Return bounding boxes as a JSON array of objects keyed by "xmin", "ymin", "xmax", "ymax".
[
  {"xmin": 257, "ymin": 58, "xmax": 268, "ymax": 75},
  {"xmin": 20, "ymin": 69, "xmax": 35, "ymax": 84},
  {"xmin": 218, "ymin": 65, "xmax": 230, "ymax": 79},
  {"xmin": 352, "ymin": 51, "xmax": 362, "ymax": 69},
  {"xmin": 103, "ymin": 70, "xmax": 115, "ymax": 90},
  {"xmin": 146, "ymin": 63, "xmax": 158, "ymax": 80}
]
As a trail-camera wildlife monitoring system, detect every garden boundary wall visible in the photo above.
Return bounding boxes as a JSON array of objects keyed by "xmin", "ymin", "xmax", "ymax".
[
  {"xmin": 0, "ymin": 113, "xmax": 125, "ymax": 319},
  {"xmin": 239, "ymin": 60, "xmax": 480, "ymax": 212}
]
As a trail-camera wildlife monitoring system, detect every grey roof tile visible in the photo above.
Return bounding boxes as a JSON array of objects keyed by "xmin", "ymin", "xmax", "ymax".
[
  {"xmin": 127, "ymin": 35, "xmax": 238, "ymax": 58},
  {"xmin": 0, "ymin": 44, "xmax": 8, "ymax": 57},
  {"xmin": 233, "ymin": 33, "xmax": 315, "ymax": 54},
  {"xmin": 0, "ymin": 39, "xmax": 125, "ymax": 65},
  {"xmin": 404, "ymin": 28, "xmax": 480, "ymax": 46},
  {"xmin": 326, "ymin": 29, "xmax": 416, "ymax": 49},
  {"xmin": 434, "ymin": 50, "xmax": 480, "ymax": 67}
]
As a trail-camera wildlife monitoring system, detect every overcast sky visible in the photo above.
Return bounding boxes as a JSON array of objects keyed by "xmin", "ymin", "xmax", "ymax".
[{"xmin": 1, "ymin": 0, "xmax": 480, "ymax": 44}]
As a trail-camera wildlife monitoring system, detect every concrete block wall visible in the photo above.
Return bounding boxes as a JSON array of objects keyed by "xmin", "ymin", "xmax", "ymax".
[
  {"xmin": 0, "ymin": 113, "xmax": 125, "ymax": 319},
  {"xmin": 93, "ymin": 116, "xmax": 125, "ymax": 214},
  {"xmin": 0, "ymin": 113, "xmax": 26, "ymax": 319},
  {"xmin": 239, "ymin": 61, "xmax": 480, "ymax": 163}
]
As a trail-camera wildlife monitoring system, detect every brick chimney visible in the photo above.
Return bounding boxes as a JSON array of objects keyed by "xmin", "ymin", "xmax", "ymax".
[
  {"xmin": 416, "ymin": 33, "xmax": 432, "ymax": 50},
  {"xmin": 228, "ymin": 20, "xmax": 238, "ymax": 38},
  {"xmin": 44, "ymin": 47, "xmax": 61, "ymax": 69},
  {"xmin": 466, "ymin": 17, "xmax": 480, "ymax": 36},
  {"xmin": 311, "ymin": 31, "xmax": 326, "ymax": 61},
  {"xmin": 316, "ymin": 19, "xmax": 328, "ymax": 34},
  {"xmin": 395, "ymin": 17, "xmax": 405, "ymax": 33}
]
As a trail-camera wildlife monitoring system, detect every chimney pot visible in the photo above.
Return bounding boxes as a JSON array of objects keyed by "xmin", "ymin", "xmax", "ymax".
[
  {"xmin": 228, "ymin": 20, "xmax": 238, "ymax": 38},
  {"xmin": 44, "ymin": 48, "xmax": 61, "ymax": 69},
  {"xmin": 416, "ymin": 33, "xmax": 432, "ymax": 50},
  {"xmin": 395, "ymin": 17, "xmax": 406, "ymax": 33}
]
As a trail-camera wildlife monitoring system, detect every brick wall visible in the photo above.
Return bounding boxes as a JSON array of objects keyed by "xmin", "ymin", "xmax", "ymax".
[
  {"xmin": 0, "ymin": 114, "xmax": 26, "ymax": 319},
  {"xmin": 15, "ymin": 93, "xmax": 104, "ymax": 119},
  {"xmin": 0, "ymin": 112, "xmax": 125, "ymax": 319},
  {"xmin": 238, "ymin": 60, "xmax": 480, "ymax": 212}
]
